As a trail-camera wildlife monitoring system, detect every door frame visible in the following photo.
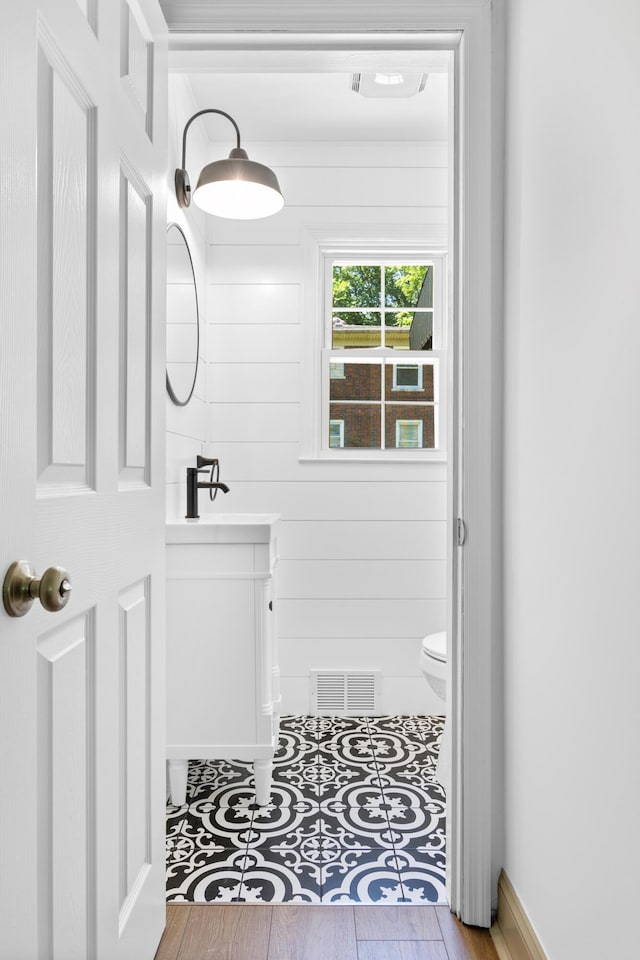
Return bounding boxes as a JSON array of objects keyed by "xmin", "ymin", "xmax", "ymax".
[{"xmin": 168, "ymin": 2, "xmax": 503, "ymax": 928}]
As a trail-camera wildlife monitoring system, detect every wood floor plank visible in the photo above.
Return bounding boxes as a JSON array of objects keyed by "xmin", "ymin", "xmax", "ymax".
[
  {"xmin": 435, "ymin": 906, "xmax": 500, "ymax": 960},
  {"xmin": 153, "ymin": 906, "xmax": 191, "ymax": 960},
  {"xmin": 357, "ymin": 943, "xmax": 448, "ymax": 960},
  {"xmin": 354, "ymin": 905, "xmax": 442, "ymax": 941},
  {"xmin": 177, "ymin": 904, "xmax": 273, "ymax": 960},
  {"xmin": 268, "ymin": 905, "xmax": 357, "ymax": 960}
]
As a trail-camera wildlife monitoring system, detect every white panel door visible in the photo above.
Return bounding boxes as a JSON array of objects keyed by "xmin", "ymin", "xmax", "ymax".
[{"xmin": 0, "ymin": 1, "xmax": 167, "ymax": 958}]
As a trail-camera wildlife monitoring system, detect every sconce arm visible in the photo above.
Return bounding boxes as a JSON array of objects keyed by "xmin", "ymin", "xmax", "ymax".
[{"xmin": 180, "ymin": 108, "xmax": 242, "ymax": 172}]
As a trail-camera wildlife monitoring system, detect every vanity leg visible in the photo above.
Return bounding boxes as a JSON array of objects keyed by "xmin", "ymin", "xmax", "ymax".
[
  {"xmin": 253, "ymin": 759, "xmax": 273, "ymax": 806},
  {"xmin": 168, "ymin": 759, "xmax": 189, "ymax": 806}
]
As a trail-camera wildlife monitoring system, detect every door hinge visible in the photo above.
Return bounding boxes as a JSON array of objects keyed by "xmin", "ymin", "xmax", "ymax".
[{"xmin": 457, "ymin": 518, "xmax": 466, "ymax": 546}]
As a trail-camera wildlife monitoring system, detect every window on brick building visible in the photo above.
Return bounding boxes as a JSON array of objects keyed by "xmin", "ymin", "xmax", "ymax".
[
  {"xmin": 320, "ymin": 256, "xmax": 446, "ymax": 458},
  {"xmin": 329, "ymin": 419, "xmax": 345, "ymax": 448},
  {"xmin": 396, "ymin": 419, "xmax": 423, "ymax": 448},
  {"xmin": 393, "ymin": 364, "xmax": 423, "ymax": 391}
]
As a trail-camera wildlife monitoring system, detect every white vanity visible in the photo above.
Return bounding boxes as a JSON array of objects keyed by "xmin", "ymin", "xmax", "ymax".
[{"xmin": 165, "ymin": 514, "xmax": 280, "ymax": 806}]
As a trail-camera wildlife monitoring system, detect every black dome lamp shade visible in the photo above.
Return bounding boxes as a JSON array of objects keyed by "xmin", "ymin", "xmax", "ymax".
[{"xmin": 175, "ymin": 108, "xmax": 284, "ymax": 220}]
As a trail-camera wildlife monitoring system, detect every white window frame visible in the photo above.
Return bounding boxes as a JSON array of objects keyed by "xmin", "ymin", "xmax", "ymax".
[{"xmin": 301, "ymin": 231, "xmax": 448, "ymax": 461}]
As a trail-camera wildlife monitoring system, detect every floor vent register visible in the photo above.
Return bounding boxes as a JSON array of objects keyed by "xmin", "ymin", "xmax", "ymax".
[{"xmin": 310, "ymin": 669, "xmax": 382, "ymax": 715}]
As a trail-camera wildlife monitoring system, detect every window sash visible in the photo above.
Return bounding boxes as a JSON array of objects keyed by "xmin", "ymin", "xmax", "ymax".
[
  {"xmin": 327, "ymin": 258, "xmax": 443, "ymax": 353},
  {"xmin": 321, "ymin": 351, "xmax": 444, "ymax": 454}
]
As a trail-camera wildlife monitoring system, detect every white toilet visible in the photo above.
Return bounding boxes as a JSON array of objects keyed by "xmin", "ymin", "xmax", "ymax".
[
  {"xmin": 419, "ymin": 631, "xmax": 447, "ymax": 706},
  {"xmin": 419, "ymin": 631, "xmax": 450, "ymax": 791}
]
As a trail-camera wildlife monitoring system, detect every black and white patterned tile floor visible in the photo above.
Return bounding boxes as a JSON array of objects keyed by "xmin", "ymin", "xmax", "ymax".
[{"xmin": 166, "ymin": 715, "xmax": 446, "ymax": 905}]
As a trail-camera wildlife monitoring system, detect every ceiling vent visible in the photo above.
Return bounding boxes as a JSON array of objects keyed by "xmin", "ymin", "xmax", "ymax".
[
  {"xmin": 351, "ymin": 73, "xmax": 428, "ymax": 98},
  {"xmin": 310, "ymin": 670, "xmax": 381, "ymax": 715}
]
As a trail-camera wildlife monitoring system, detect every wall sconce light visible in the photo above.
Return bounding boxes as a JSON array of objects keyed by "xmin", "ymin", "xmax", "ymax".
[{"xmin": 175, "ymin": 108, "xmax": 284, "ymax": 220}]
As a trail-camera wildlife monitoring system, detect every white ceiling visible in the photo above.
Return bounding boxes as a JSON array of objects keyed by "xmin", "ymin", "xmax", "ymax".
[{"xmin": 184, "ymin": 68, "xmax": 449, "ymax": 144}]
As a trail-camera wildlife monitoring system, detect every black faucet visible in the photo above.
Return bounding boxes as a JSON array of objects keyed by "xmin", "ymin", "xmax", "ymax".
[{"xmin": 186, "ymin": 455, "xmax": 230, "ymax": 519}]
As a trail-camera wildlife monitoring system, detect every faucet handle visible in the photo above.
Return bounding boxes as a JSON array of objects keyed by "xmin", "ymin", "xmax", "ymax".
[
  {"xmin": 197, "ymin": 455, "xmax": 218, "ymax": 468},
  {"xmin": 196, "ymin": 455, "xmax": 221, "ymax": 494}
]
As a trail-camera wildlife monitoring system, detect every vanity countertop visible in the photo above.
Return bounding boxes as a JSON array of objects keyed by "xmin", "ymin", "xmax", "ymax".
[{"xmin": 166, "ymin": 513, "xmax": 280, "ymax": 545}]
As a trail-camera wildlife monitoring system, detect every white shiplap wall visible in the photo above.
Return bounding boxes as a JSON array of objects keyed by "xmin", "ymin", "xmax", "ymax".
[
  {"xmin": 203, "ymin": 139, "xmax": 448, "ymax": 714},
  {"xmin": 166, "ymin": 77, "xmax": 209, "ymax": 518}
]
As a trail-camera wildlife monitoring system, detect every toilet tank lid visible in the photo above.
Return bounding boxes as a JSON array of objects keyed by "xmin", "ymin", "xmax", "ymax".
[{"xmin": 422, "ymin": 631, "xmax": 447, "ymax": 661}]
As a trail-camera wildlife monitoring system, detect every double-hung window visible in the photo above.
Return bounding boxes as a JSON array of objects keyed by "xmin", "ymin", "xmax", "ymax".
[{"xmin": 318, "ymin": 251, "xmax": 446, "ymax": 459}]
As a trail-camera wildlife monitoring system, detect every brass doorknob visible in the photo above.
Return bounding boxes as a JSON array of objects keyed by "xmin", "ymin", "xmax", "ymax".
[{"xmin": 2, "ymin": 561, "xmax": 72, "ymax": 618}]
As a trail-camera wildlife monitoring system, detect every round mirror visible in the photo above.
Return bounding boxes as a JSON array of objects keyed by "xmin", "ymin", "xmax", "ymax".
[{"xmin": 166, "ymin": 222, "xmax": 199, "ymax": 406}]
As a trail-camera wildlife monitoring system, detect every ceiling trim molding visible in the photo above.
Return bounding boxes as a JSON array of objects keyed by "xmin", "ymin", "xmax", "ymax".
[
  {"xmin": 160, "ymin": 2, "xmax": 491, "ymax": 34},
  {"xmin": 168, "ymin": 31, "xmax": 462, "ymax": 50},
  {"xmin": 168, "ymin": 33, "xmax": 460, "ymax": 74}
]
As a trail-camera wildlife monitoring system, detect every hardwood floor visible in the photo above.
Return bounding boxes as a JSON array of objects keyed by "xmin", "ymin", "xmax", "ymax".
[{"xmin": 154, "ymin": 904, "xmax": 499, "ymax": 960}]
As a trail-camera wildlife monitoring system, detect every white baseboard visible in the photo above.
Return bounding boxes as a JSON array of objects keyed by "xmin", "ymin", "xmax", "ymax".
[{"xmin": 491, "ymin": 870, "xmax": 548, "ymax": 960}]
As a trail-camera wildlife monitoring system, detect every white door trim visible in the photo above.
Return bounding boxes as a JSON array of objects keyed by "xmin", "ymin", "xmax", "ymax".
[{"xmin": 166, "ymin": 2, "xmax": 503, "ymax": 928}]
